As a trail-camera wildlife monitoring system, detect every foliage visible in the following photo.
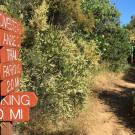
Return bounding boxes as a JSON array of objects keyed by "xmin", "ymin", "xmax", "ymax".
[
  {"xmin": 18, "ymin": 24, "xmax": 100, "ymax": 133},
  {"xmin": 126, "ymin": 16, "xmax": 135, "ymax": 30},
  {"xmin": 83, "ymin": 0, "xmax": 120, "ymax": 31},
  {"xmin": 81, "ymin": 0, "xmax": 131, "ymax": 71},
  {"xmin": 0, "ymin": 0, "xmax": 132, "ymax": 134},
  {"xmin": 2, "ymin": 0, "xmax": 100, "ymax": 131},
  {"xmin": 21, "ymin": 27, "xmax": 100, "ymax": 120},
  {"xmin": 126, "ymin": 16, "xmax": 135, "ymax": 43},
  {"xmin": 47, "ymin": 0, "xmax": 94, "ymax": 31},
  {"xmin": 103, "ymin": 27, "xmax": 131, "ymax": 71},
  {"xmin": 31, "ymin": 0, "xmax": 49, "ymax": 31},
  {"xmin": 0, "ymin": 5, "xmax": 8, "ymax": 12}
]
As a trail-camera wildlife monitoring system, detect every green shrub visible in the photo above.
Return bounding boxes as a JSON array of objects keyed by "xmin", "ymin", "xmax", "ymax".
[
  {"xmin": 21, "ymin": 27, "xmax": 100, "ymax": 119},
  {"xmin": 1, "ymin": 1, "xmax": 100, "ymax": 133},
  {"xmin": 103, "ymin": 27, "xmax": 131, "ymax": 71},
  {"xmin": 47, "ymin": 0, "xmax": 94, "ymax": 31},
  {"xmin": 19, "ymin": 27, "xmax": 100, "ymax": 134},
  {"xmin": 82, "ymin": 0, "xmax": 131, "ymax": 71}
]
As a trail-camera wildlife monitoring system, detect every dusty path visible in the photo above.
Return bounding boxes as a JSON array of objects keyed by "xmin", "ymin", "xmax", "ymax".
[
  {"xmin": 76, "ymin": 68, "xmax": 135, "ymax": 135},
  {"xmin": 14, "ymin": 68, "xmax": 135, "ymax": 135}
]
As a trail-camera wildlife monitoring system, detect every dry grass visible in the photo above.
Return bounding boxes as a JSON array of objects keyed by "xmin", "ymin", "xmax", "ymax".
[
  {"xmin": 14, "ymin": 71, "xmax": 135, "ymax": 135},
  {"xmin": 71, "ymin": 71, "xmax": 135, "ymax": 135}
]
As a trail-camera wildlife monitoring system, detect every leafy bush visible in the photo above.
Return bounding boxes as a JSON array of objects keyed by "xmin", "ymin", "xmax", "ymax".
[
  {"xmin": 19, "ymin": 27, "xmax": 100, "ymax": 134},
  {"xmin": 1, "ymin": 0, "xmax": 132, "ymax": 134},
  {"xmin": 82, "ymin": 0, "xmax": 131, "ymax": 71},
  {"xmin": 21, "ymin": 27, "xmax": 100, "ymax": 119},
  {"xmin": 1, "ymin": 1, "xmax": 99, "ymax": 133},
  {"xmin": 102, "ymin": 27, "xmax": 131, "ymax": 71},
  {"xmin": 47, "ymin": 0, "xmax": 94, "ymax": 31}
]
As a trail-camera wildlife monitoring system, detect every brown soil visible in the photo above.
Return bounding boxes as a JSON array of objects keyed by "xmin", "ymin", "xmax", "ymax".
[
  {"xmin": 76, "ymin": 68, "xmax": 135, "ymax": 135},
  {"xmin": 14, "ymin": 68, "xmax": 135, "ymax": 135}
]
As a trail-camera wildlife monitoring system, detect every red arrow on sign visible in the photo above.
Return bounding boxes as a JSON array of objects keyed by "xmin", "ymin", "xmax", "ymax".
[
  {"xmin": 0, "ymin": 61, "xmax": 22, "ymax": 80},
  {"xmin": 0, "ymin": 47, "xmax": 19, "ymax": 63},
  {"xmin": 0, "ymin": 106, "xmax": 29, "ymax": 122},
  {"xmin": 0, "ymin": 75, "xmax": 20, "ymax": 96},
  {"xmin": 1, "ymin": 92, "xmax": 38, "ymax": 107}
]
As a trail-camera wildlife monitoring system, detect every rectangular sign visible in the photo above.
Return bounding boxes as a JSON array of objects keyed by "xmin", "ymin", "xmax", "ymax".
[
  {"xmin": 0, "ymin": 75, "xmax": 20, "ymax": 96},
  {"xmin": 0, "ymin": 47, "xmax": 19, "ymax": 63},
  {"xmin": 0, "ymin": 106, "xmax": 29, "ymax": 122},
  {"xmin": 0, "ymin": 61, "xmax": 22, "ymax": 80},
  {"xmin": 0, "ymin": 12, "xmax": 22, "ymax": 35},
  {"xmin": 1, "ymin": 92, "xmax": 38, "ymax": 107},
  {"xmin": 0, "ymin": 29, "xmax": 21, "ymax": 48}
]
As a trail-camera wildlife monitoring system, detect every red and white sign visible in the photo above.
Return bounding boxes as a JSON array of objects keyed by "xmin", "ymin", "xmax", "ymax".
[
  {"xmin": 0, "ymin": 29, "xmax": 21, "ymax": 48},
  {"xmin": 0, "ymin": 61, "xmax": 22, "ymax": 80},
  {"xmin": 0, "ymin": 75, "xmax": 20, "ymax": 96},
  {"xmin": 0, "ymin": 47, "xmax": 19, "ymax": 62},
  {"xmin": 0, "ymin": 12, "xmax": 38, "ymax": 123},
  {"xmin": 1, "ymin": 92, "xmax": 38, "ymax": 107},
  {"xmin": 0, "ymin": 106, "xmax": 29, "ymax": 122},
  {"xmin": 0, "ymin": 12, "xmax": 22, "ymax": 35}
]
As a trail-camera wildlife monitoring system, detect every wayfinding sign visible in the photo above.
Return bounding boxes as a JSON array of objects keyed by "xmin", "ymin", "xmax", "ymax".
[{"xmin": 0, "ymin": 11, "xmax": 38, "ymax": 134}]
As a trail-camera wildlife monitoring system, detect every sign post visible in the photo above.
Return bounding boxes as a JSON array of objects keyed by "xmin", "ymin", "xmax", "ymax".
[{"xmin": 0, "ymin": 12, "xmax": 38, "ymax": 135}]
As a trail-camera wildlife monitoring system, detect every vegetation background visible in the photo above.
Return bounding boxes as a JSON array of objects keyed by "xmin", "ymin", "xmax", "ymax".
[{"xmin": 0, "ymin": 0, "xmax": 135, "ymax": 135}]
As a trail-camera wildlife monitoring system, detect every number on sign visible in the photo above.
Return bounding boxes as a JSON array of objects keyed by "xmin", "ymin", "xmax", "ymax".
[{"xmin": 1, "ymin": 75, "xmax": 20, "ymax": 96}]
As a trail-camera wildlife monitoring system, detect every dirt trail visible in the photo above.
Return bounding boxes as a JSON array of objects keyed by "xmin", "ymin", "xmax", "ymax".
[{"xmin": 76, "ymin": 68, "xmax": 135, "ymax": 135}]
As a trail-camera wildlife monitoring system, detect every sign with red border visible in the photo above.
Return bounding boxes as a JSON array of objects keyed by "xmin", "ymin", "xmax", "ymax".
[{"xmin": 0, "ymin": 11, "xmax": 38, "ymax": 124}]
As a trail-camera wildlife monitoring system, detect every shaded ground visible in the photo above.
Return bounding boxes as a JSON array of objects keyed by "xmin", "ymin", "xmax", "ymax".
[
  {"xmin": 123, "ymin": 67, "xmax": 135, "ymax": 83},
  {"xmin": 75, "ymin": 68, "xmax": 135, "ymax": 135},
  {"xmin": 14, "ymin": 68, "xmax": 135, "ymax": 135}
]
